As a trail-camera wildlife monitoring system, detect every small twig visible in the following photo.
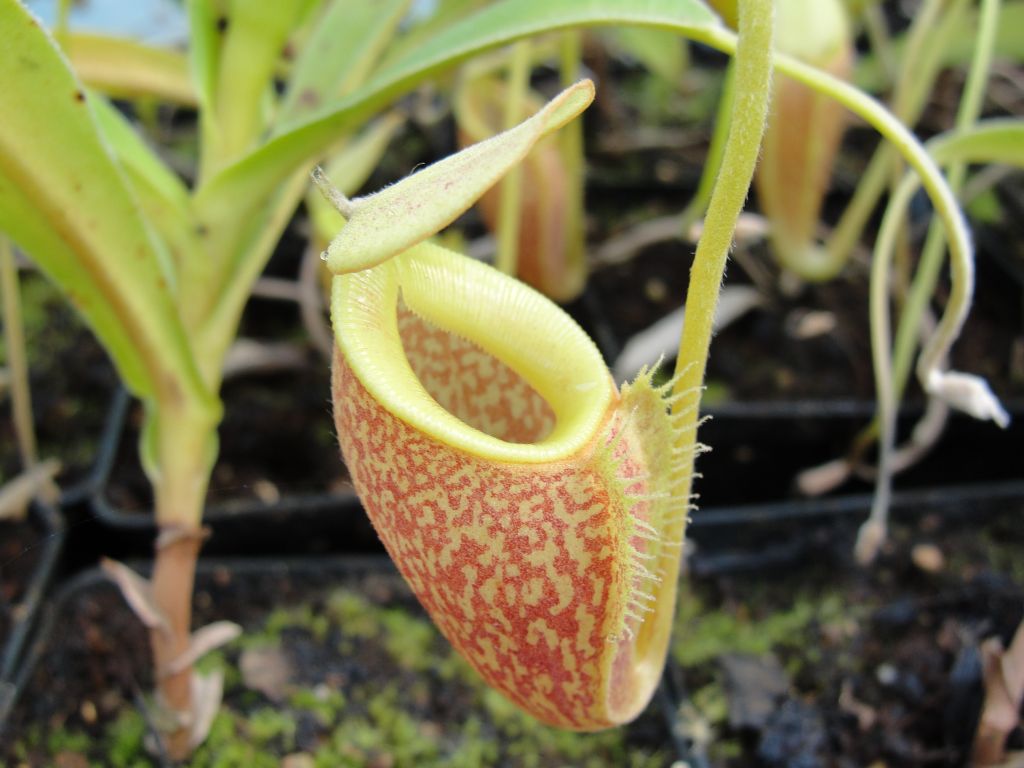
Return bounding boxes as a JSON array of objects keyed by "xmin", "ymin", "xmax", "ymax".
[
  {"xmin": 0, "ymin": 238, "xmax": 38, "ymax": 468},
  {"xmin": 591, "ymin": 212, "xmax": 769, "ymax": 269},
  {"xmin": 0, "ymin": 459, "xmax": 61, "ymax": 521},
  {"xmin": 222, "ymin": 338, "xmax": 309, "ymax": 380},
  {"xmin": 251, "ymin": 277, "xmax": 302, "ymax": 302}
]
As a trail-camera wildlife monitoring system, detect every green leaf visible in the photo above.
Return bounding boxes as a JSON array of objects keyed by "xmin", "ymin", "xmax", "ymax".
[
  {"xmin": 194, "ymin": 0, "xmax": 719, "ymax": 233},
  {"xmin": 376, "ymin": 0, "xmax": 487, "ymax": 70},
  {"xmin": 927, "ymin": 120, "xmax": 1024, "ymax": 167},
  {"xmin": 0, "ymin": 0, "xmax": 207, "ymax": 408},
  {"xmin": 64, "ymin": 32, "xmax": 196, "ymax": 105},
  {"xmin": 212, "ymin": 1, "xmax": 305, "ymax": 165},
  {"xmin": 602, "ymin": 26, "xmax": 687, "ymax": 83},
  {"xmin": 855, "ymin": 1, "xmax": 1024, "ymax": 92},
  {"xmin": 186, "ymin": 0, "xmax": 223, "ymax": 179},
  {"xmin": 89, "ymin": 95, "xmax": 200, "ymax": 272},
  {"xmin": 277, "ymin": 0, "xmax": 411, "ymax": 123},
  {"xmin": 321, "ymin": 79, "xmax": 594, "ymax": 274}
]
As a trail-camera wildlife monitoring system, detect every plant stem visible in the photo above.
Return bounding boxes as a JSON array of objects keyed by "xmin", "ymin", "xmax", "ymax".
[
  {"xmin": 889, "ymin": 0, "xmax": 1000, "ymax": 410},
  {"xmin": 150, "ymin": 526, "xmax": 204, "ymax": 760},
  {"xmin": 680, "ymin": 59, "xmax": 735, "ymax": 237},
  {"xmin": 823, "ymin": 0, "xmax": 963, "ymax": 272},
  {"xmin": 144, "ymin": 392, "xmax": 218, "ymax": 757},
  {"xmin": 862, "ymin": 2, "xmax": 895, "ymax": 88},
  {"xmin": 859, "ymin": 0, "xmax": 1002, "ymax": 561},
  {"xmin": 643, "ymin": 0, "xmax": 772, "ymax": 673},
  {"xmin": 740, "ymin": 45, "xmax": 973, "ymax": 392},
  {"xmin": 558, "ymin": 30, "xmax": 587, "ymax": 295},
  {"xmin": 495, "ymin": 40, "xmax": 531, "ymax": 276},
  {"xmin": 672, "ymin": 0, "xmax": 774, "ymax": 506},
  {"xmin": 0, "ymin": 238, "xmax": 37, "ymax": 468}
]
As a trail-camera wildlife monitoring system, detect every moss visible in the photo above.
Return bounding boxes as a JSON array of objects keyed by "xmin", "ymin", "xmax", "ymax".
[
  {"xmin": 692, "ymin": 681, "xmax": 729, "ymax": 725},
  {"xmin": 380, "ymin": 608, "xmax": 437, "ymax": 672},
  {"xmin": 18, "ymin": 577, "xmax": 672, "ymax": 767},
  {"xmin": 246, "ymin": 707, "xmax": 296, "ymax": 749},
  {"xmin": 478, "ymin": 686, "xmax": 666, "ymax": 768},
  {"xmin": 45, "ymin": 726, "xmax": 92, "ymax": 754},
  {"xmin": 325, "ymin": 588, "xmax": 381, "ymax": 638},
  {"xmin": 289, "ymin": 686, "xmax": 346, "ymax": 725},
  {"xmin": 284, "ymin": 605, "xmax": 331, "ymax": 641},
  {"xmin": 190, "ymin": 711, "xmax": 280, "ymax": 768},
  {"xmin": 106, "ymin": 710, "xmax": 147, "ymax": 768},
  {"xmin": 672, "ymin": 585, "xmax": 847, "ymax": 667}
]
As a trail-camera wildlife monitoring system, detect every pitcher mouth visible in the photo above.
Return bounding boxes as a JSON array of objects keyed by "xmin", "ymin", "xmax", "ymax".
[{"xmin": 331, "ymin": 241, "xmax": 615, "ymax": 463}]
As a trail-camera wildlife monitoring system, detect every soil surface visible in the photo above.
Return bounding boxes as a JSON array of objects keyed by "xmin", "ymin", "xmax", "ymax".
[
  {"xmin": 670, "ymin": 503, "xmax": 1024, "ymax": 767},
  {"xmin": 5, "ymin": 504, "xmax": 1022, "ymax": 767},
  {"xmin": 6, "ymin": 560, "xmax": 674, "ymax": 767},
  {"xmin": 0, "ymin": 519, "xmax": 40, "ymax": 650}
]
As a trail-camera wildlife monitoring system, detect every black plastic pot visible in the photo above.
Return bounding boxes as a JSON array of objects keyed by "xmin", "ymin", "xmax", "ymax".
[
  {"xmin": 84, "ymin": 385, "xmax": 1024, "ymax": 568},
  {"xmin": 686, "ymin": 398, "xmax": 1024, "ymax": 574},
  {"xmin": 0, "ymin": 500, "xmax": 64, "ymax": 729},
  {"xmin": 82, "ymin": 388, "xmax": 374, "ymax": 556}
]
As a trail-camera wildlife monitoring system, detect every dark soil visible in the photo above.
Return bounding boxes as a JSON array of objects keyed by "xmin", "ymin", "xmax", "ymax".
[
  {"xmin": 102, "ymin": 364, "xmax": 351, "ymax": 516},
  {"xmin": 5, "ymin": 560, "xmax": 675, "ymax": 767},
  {"xmin": 0, "ymin": 272, "xmax": 117, "ymax": 494},
  {"xmin": 0, "ymin": 520, "xmax": 40, "ymax": 650},
  {"xmin": 5, "ymin": 504, "xmax": 1022, "ymax": 767},
  {"xmin": 586, "ymin": 215, "xmax": 1024, "ymax": 406},
  {"xmin": 672, "ymin": 503, "xmax": 1024, "ymax": 767}
]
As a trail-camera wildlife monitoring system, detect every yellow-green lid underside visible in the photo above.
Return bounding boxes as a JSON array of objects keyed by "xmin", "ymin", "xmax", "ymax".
[{"xmin": 332, "ymin": 242, "xmax": 615, "ymax": 464}]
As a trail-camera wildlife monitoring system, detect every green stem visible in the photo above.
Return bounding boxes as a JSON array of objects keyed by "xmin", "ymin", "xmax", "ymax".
[
  {"xmin": 495, "ymin": 40, "xmax": 531, "ymax": 276},
  {"xmin": 680, "ymin": 59, "xmax": 736, "ymax": 236},
  {"xmin": 889, "ymin": 0, "xmax": 1000, "ymax": 408},
  {"xmin": 0, "ymin": 238, "xmax": 37, "ymax": 468},
  {"xmin": 862, "ymin": 2, "xmax": 895, "ymax": 88},
  {"xmin": 640, "ymin": 0, "xmax": 774, "ymax": 684},
  {"xmin": 891, "ymin": 0, "xmax": 948, "ymax": 119},
  {"xmin": 859, "ymin": 0, "xmax": 1002, "ymax": 560},
  {"xmin": 744, "ymin": 46, "xmax": 973, "ymax": 389},
  {"xmin": 823, "ymin": 0, "xmax": 965, "ymax": 271},
  {"xmin": 558, "ymin": 30, "xmax": 587, "ymax": 297},
  {"xmin": 671, "ymin": 0, "xmax": 774, "ymax": 497}
]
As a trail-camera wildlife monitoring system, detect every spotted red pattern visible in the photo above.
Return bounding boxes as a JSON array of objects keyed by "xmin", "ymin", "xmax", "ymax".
[
  {"xmin": 332, "ymin": 337, "xmax": 653, "ymax": 729},
  {"xmin": 397, "ymin": 303, "xmax": 555, "ymax": 444}
]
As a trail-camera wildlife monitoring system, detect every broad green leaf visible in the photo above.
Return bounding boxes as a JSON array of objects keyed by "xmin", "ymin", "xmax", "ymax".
[
  {"xmin": 602, "ymin": 26, "xmax": 687, "ymax": 83},
  {"xmin": 855, "ymin": 1, "xmax": 1024, "ymax": 92},
  {"xmin": 0, "ymin": 0, "xmax": 207, "ymax": 408},
  {"xmin": 185, "ymin": 0, "xmax": 220, "ymax": 114},
  {"xmin": 90, "ymin": 96, "xmax": 193, "ymax": 219},
  {"xmin": 277, "ymin": 0, "xmax": 411, "ymax": 124},
  {"xmin": 64, "ymin": 33, "xmax": 196, "ymax": 105},
  {"xmin": 194, "ymin": 0, "xmax": 719, "ymax": 233},
  {"xmin": 376, "ymin": 0, "xmax": 488, "ymax": 70},
  {"xmin": 186, "ymin": 0, "xmax": 223, "ymax": 180},
  {"xmin": 212, "ymin": 1, "xmax": 304, "ymax": 166},
  {"xmin": 89, "ymin": 95, "xmax": 200, "ymax": 270},
  {"xmin": 926, "ymin": 120, "xmax": 1024, "ymax": 167},
  {"xmin": 322, "ymin": 79, "xmax": 594, "ymax": 274}
]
